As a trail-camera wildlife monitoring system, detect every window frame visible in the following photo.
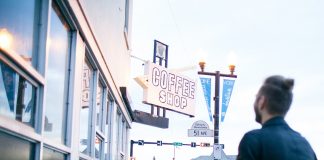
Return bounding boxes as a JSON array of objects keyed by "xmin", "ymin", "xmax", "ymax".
[
  {"xmin": 43, "ymin": 0, "xmax": 74, "ymax": 146},
  {"xmin": 41, "ymin": 0, "xmax": 78, "ymax": 158},
  {"xmin": 0, "ymin": 50, "xmax": 41, "ymax": 138},
  {"xmin": 79, "ymin": 48, "xmax": 110, "ymax": 160}
]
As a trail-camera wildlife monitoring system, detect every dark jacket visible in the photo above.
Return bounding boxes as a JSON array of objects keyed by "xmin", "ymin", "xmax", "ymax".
[{"xmin": 237, "ymin": 116, "xmax": 317, "ymax": 160}]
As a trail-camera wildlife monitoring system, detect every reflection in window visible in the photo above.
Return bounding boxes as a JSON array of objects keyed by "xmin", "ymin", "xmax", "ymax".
[
  {"xmin": 116, "ymin": 111, "xmax": 122, "ymax": 159},
  {"xmin": 44, "ymin": 2, "xmax": 71, "ymax": 144},
  {"xmin": 0, "ymin": 0, "xmax": 39, "ymax": 66},
  {"xmin": 95, "ymin": 135, "xmax": 103, "ymax": 160},
  {"xmin": 43, "ymin": 147, "xmax": 66, "ymax": 160},
  {"xmin": 104, "ymin": 98, "xmax": 113, "ymax": 159},
  {"xmin": 122, "ymin": 120, "xmax": 127, "ymax": 154},
  {"xmin": 96, "ymin": 82, "xmax": 103, "ymax": 131},
  {"xmin": 0, "ymin": 131, "xmax": 35, "ymax": 160},
  {"xmin": 0, "ymin": 60, "xmax": 36, "ymax": 127},
  {"xmin": 79, "ymin": 60, "xmax": 93, "ymax": 155}
]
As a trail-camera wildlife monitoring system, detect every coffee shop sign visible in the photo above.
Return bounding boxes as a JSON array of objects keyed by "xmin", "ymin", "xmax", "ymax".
[{"xmin": 140, "ymin": 62, "xmax": 196, "ymax": 116}]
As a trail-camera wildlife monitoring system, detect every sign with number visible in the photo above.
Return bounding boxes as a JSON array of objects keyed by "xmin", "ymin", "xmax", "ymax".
[
  {"xmin": 188, "ymin": 120, "xmax": 213, "ymax": 137},
  {"xmin": 188, "ymin": 129, "xmax": 213, "ymax": 137},
  {"xmin": 213, "ymin": 144, "xmax": 222, "ymax": 159}
]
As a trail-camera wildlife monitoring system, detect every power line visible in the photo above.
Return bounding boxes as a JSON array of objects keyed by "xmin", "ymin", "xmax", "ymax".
[{"xmin": 166, "ymin": 0, "xmax": 189, "ymax": 54}]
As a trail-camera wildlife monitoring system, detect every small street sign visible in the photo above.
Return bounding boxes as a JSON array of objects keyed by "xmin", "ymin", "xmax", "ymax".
[
  {"xmin": 200, "ymin": 143, "xmax": 211, "ymax": 147},
  {"xmin": 138, "ymin": 140, "xmax": 144, "ymax": 145},
  {"xmin": 173, "ymin": 142, "xmax": 183, "ymax": 146},
  {"xmin": 213, "ymin": 144, "xmax": 222, "ymax": 159},
  {"xmin": 157, "ymin": 140, "xmax": 162, "ymax": 146},
  {"xmin": 188, "ymin": 129, "xmax": 213, "ymax": 137},
  {"xmin": 191, "ymin": 142, "xmax": 196, "ymax": 147},
  {"xmin": 188, "ymin": 120, "xmax": 213, "ymax": 137}
]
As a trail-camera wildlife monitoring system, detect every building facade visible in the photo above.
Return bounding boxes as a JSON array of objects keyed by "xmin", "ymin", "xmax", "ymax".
[{"xmin": 0, "ymin": 0, "xmax": 133, "ymax": 159}]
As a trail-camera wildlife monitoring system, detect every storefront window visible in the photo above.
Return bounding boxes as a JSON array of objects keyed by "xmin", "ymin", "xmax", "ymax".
[
  {"xmin": 0, "ymin": 60, "xmax": 36, "ymax": 127},
  {"xmin": 116, "ymin": 111, "xmax": 122, "ymax": 159},
  {"xmin": 0, "ymin": 131, "xmax": 35, "ymax": 160},
  {"xmin": 44, "ymin": 2, "xmax": 71, "ymax": 144},
  {"xmin": 104, "ymin": 98, "xmax": 113, "ymax": 159},
  {"xmin": 79, "ymin": 59, "xmax": 94, "ymax": 155},
  {"xmin": 95, "ymin": 135, "xmax": 103, "ymax": 160},
  {"xmin": 43, "ymin": 147, "xmax": 66, "ymax": 160},
  {"xmin": 0, "ymin": 0, "xmax": 39, "ymax": 67},
  {"xmin": 96, "ymin": 82, "xmax": 104, "ymax": 131}
]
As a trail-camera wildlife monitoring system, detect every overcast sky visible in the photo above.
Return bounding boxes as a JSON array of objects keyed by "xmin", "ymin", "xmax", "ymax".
[{"xmin": 129, "ymin": 0, "xmax": 324, "ymax": 159}]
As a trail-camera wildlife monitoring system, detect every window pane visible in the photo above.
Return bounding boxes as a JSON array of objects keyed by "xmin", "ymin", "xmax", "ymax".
[
  {"xmin": 116, "ymin": 112, "xmax": 122, "ymax": 159},
  {"xmin": 121, "ymin": 120, "xmax": 125, "ymax": 153},
  {"xmin": 0, "ymin": 0, "xmax": 38, "ymax": 66},
  {"xmin": 104, "ymin": 99, "xmax": 113, "ymax": 159},
  {"xmin": 0, "ymin": 60, "xmax": 37, "ymax": 127},
  {"xmin": 96, "ymin": 82, "xmax": 103, "ymax": 131},
  {"xmin": 43, "ymin": 147, "xmax": 66, "ymax": 160},
  {"xmin": 79, "ymin": 60, "xmax": 93, "ymax": 155},
  {"xmin": 44, "ymin": 2, "xmax": 71, "ymax": 144},
  {"xmin": 95, "ymin": 135, "xmax": 103, "ymax": 160},
  {"xmin": 0, "ymin": 131, "xmax": 35, "ymax": 160}
]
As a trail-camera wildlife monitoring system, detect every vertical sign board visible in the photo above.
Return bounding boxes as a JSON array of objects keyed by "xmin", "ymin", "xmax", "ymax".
[{"xmin": 143, "ymin": 62, "xmax": 196, "ymax": 117}]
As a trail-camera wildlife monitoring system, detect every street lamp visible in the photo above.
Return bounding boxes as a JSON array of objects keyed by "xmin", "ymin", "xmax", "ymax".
[{"xmin": 197, "ymin": 61, "xmax": 237, "ymax": 146}]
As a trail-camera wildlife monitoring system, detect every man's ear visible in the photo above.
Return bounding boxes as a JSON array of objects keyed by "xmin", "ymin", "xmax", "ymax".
[{"xmin": 258, "ymin": 95, "xmax": 267, "ymax": 111}]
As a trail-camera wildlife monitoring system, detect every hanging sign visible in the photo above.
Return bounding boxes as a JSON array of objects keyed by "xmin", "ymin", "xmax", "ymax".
[
  {"xmin": 200, "ymin": 77, "xmax": 213, "ymax": 122},
  {"xmin": 142, "ymin": 61, "xmax": 196, "ymax": 116},
  {"xmin": 221, "ymin": 79, "xmax": 235, "ymax": 122}
]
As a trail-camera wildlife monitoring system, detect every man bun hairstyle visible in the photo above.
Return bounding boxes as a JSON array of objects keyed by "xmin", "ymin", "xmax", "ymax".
[
  {"xmin": 283, "ymin": 78, "xmax": 294, "ymax": 91},
  {"xmin": 259, "ymin": 75, "xmax": 294, "ymax": 116}
]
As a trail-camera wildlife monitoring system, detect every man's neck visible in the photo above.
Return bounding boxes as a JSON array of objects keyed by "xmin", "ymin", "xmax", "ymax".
[{"xmin": 261, "ymin": 114, "xmax": 281, "ymax": 125}]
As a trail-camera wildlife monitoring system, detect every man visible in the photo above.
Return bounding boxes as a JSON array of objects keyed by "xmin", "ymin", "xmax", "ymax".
[{"xmin": 237, "ymin": 75, "xmax": 317, "ymax": 160}]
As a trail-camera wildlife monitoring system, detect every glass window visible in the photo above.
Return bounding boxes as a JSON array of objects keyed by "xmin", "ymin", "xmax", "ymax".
[
  {"xmin": 0, "ymin": 0, "xmax": 39, "ymax": 67},
  {"xmin": 116, "ymin": 111, "xmax": 122, "ymax": 159},
  {"xmin": 0, "ymin": 131, "xmax": 35, "ymax": 160},
  {"xmin": 105, "ymin": 98, "xmax": 113, "ymax": 135},
  {"xmin": 0, "ymin": 60, "xmax": 37, "ymax": 127},
  {"xmin": 96, "ymin": 82, "xmax": 104, "ymax": 131},
  {"xmin": 95, "ymin": 135, "xmax": 103, "ymax": 160},
  {"xmin": 104, "ymin": 98, "xmax": 113, "ymax": 159},
  {"xmin": 79, "ymin": 59, "xmax": 94, "ymax": 155},
  {"xmin": 43, "ymin": 2, "xmax": 71, "ymax": 144},
  {"xmin": 122, "ymin": 120, "xmax": 128, "ymax": 155},
  {"xmin": 121, "ymin": 120, "xmax": 125, "ymax": 154},
  {"xmin": 43, "ymin": 147, "xmax": 66, "ymax": 160}
]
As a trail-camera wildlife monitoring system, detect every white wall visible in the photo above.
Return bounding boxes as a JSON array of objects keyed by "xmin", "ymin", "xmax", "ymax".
[{"xmin": 78, "ymin": 0, "xmax": 132, "ymax": 88}]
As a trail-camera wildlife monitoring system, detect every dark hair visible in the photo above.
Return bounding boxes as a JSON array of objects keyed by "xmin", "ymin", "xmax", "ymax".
[{"xmin": 259, "ymin": 75, "xmax": 294, "ymax": 116}]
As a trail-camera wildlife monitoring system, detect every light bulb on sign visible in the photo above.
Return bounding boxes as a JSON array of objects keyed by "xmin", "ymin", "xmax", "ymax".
[
  {"xmin": 227, "ymin": 51, "xmax": 237, "ymax": 75},
  {"xmin": 0, "ymin": 28, "xmax": 13, "ymax": 50},
  {"xmin": 196, "ymin": 49, "xmax": 208, "ymax": 72}
]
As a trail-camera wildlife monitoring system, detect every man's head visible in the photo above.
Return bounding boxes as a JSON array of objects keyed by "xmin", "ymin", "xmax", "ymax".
[{"xmin": 254, "ymin": 75, "xmax": 294, "ymax": 124}]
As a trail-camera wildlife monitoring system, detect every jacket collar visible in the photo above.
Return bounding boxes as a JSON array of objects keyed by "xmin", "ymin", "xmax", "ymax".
[{"xmin": 262, "ymin": 116, "xmax": 287, "ymax": 128}]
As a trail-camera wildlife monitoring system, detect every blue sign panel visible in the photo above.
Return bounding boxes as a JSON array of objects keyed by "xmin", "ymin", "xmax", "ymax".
[
  {"xmin": 200, "ymin": 77, "xmax": 213, "ymax": 122},
  {"xmin": 221, "ymin": 79, "xmax": 235, "ymax": 122}
]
